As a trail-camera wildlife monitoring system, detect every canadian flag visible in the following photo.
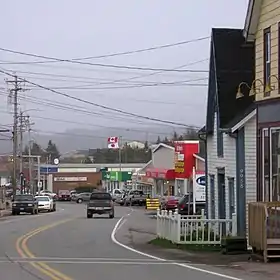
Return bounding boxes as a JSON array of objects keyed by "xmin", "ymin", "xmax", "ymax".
[
  {"xmin": 108, "ymin": 136, "xmax": 118, "ymax": 143},
  {"xmin": 108, "ymin": 142, "xmax": 119, "ymax": 149}
]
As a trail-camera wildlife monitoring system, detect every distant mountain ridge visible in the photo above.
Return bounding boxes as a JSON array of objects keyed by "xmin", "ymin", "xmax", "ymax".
[{"xmin": 0, "ymin": 125, "xmax": 189, "ymax": 154}]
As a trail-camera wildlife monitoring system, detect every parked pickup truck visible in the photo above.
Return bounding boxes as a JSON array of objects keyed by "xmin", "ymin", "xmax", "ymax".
[
  {"xmin": 86, "ymin": 192, "xmax": 114, "ymax": 219},
  {"xmin": 12, "ymin": 194, "xmax": 39, "ymax": 215},
  {"xmin": 125, "ymin": 190, "xmax": 147, "ymax": 206},
  {"xmin": 58, "ymin": 190, "xmax": 71, "ymax": 201}
]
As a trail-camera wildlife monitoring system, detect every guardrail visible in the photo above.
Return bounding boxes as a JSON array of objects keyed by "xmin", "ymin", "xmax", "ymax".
[{"xmin": 157, "ymin": 209, "xmax": 236, "ymax": 245}]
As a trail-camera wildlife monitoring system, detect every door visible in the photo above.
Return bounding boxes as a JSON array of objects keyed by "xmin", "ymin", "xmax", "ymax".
[{"xmin": 218, "ymin": 171, "xmax": 226, "ymax": 236}]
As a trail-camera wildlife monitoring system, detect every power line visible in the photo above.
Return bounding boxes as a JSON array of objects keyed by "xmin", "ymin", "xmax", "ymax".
[
  {"xmin": 0, "ymin": 47, "xmax": 208, "ymax": 73},
  {"xmin": 0, "ymin": 69, "xmax": 200, "ymax": 128},
  {"xmin": 0, "ymin": 36, "xmax": 209, "ymax": 64}
]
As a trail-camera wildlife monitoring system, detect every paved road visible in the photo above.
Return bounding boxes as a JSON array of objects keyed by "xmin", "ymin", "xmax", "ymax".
[{"xmin": 0, "ymin": 202, "xmax": 264, "ymax": 280}]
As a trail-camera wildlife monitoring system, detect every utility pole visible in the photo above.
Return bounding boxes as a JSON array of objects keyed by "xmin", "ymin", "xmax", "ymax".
[
  {"xmin": 118, "ymin": 136, "xmax": 122, "ymax": 172},
  {"xmin": 19, "ymin": 110, "xmax": 23, "ymax": 175},
  {"xmin": 6, "ymin": 75, "xmax": 23, "ymax": 196},
  {"xmin": 27, "ymin": 116, "xmax": 33, "ymax": 194}
]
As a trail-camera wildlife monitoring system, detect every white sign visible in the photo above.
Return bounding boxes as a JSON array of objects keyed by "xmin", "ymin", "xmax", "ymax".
[
  {"xmin": 54, "ymin": 158, "xmax": 59, "ymax": 165},
  {"xmin": 37, "ymin": 181, "xmax": 42, "ymax": 188},
  {"xmin": 194, "ymin": 173, "xmax": 206, "ymax": 202},
  {"xmin": 54, "ymin": 177, "xmax": 87, "ymax": 182}
]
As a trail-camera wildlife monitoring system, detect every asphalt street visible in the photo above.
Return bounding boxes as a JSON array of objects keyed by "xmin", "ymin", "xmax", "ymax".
[{"xmin": 0, "ymin": 202, "xmax": 265, "ymax": 280}]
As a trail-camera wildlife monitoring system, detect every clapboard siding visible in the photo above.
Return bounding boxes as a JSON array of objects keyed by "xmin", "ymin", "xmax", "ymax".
[
  {"xmin": 255, "ymin": 0, "xmax": 280, "ymax": 101},
  {"xmin": 207, "ymin": 112, "xmax": 257, "ymax": 233},
  {"xmin": 244, "ymin": 115, "xmax": 257, "ymax": 234},
  {"xmin": 207, "ymin": 113, "xmax": 236, "ymax": 220}
]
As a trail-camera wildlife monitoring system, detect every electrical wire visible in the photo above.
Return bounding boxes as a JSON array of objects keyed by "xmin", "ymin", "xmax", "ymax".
[
  {"xmin": 0, "ymin": 36, "xmax": 209, "ymax": 64},
  {"xmin": 0, "ymin": 69, "xmax": 201, "ymax": 128},
  {"xmin": 0, "ymin": 47, "xmax": 208, "ymax": 73}
]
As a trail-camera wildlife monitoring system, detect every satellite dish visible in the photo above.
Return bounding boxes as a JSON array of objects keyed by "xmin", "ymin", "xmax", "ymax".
[{"xmin": 54, "ymin": 158, "xmax": 59, "ymax": 165}]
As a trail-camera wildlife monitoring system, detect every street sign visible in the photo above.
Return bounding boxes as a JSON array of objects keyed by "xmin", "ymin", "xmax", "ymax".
[
  {"xmin": 54, "ymin": 158, "xmax": 59, "ymax": 165},
  {"xmin": 40, "ymin": 167, "xmax": 58, "ymax": 174},
  {"xmin": 38, "ymin": 181, "xmax": 42, "ymax": 188}
]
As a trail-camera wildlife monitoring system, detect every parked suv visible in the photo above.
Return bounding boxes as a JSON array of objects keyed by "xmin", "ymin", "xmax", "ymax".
[
  {"xmin": 177, "ymin": 194, "xmax": 205, "ymax": 215},
  {"xmin": 12, "ymin": 194, "xmax": 38, "ymax": 215}
]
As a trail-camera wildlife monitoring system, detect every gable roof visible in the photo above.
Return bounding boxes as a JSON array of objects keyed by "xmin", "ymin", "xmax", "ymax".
[
  {"xmin": 152, "ymin": 143, "xmax": 175, "ymax": 153},
  {"xmin": 206, "ymin": 28, "xmax": 255, "ymax": 133},
  {"xmin": 243, "ymin": 0, "xmax": 262, "ymax": 42}
]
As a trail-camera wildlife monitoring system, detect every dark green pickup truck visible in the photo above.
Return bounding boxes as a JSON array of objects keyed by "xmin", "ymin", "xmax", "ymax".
[{"xmin": 12, "ymin": 194, "xmax": 39, "ymax": 215}]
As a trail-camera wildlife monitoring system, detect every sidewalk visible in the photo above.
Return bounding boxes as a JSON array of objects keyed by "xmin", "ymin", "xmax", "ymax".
[
  {"xmin": 117, "ymin": 209, "xmax": 280, "ymax": 280},
  {"xmin": 0, "ymin": 209, "xmax": 12, "ymax": 218}
]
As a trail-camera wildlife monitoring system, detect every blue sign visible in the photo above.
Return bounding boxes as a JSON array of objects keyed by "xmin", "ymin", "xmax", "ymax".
[
  {"xmin": 196, "ymin": 175, "xmax": 205, "ymax": 186},
  {"xmin": 40, "ymin": 167, "xmax": 58, "ymax": 174}
]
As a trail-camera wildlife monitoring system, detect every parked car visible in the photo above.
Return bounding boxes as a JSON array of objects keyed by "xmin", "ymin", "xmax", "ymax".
[
  {"xmin": 75, "ymin": 192, "xmax": 92, "ymax": 203},
  {"xmin": 86, "ymin": 192, "xmax": 114, "ymax": 218},
  {"xmin": 111, "ymin": 189, "xmax": 122, "ymax": 202},
  {"xmin": 35, "ymin": 195, "xmax": 56, "ymax": 212},
  {"xmin": 115, "ymin": 192, "xmax": 127, "ymax": 206},
  {"xmin": 40, "ymin": 190, "xmax": 57, "ymax": 199},
  {"xmin": 125, "ymin": 190, "xmax": 147, "ymax": 206},
  {"xmin": 12, "ymin": 194, "xmax": 38, "ymax": 215},
  {"xmin": 58, "ymin": 190, "xmax": 71, "ymax": 201},
  {"xmin": 160, "ymin": 196, "xmax": 180, "ymax": 211},
  {"xmin": 177, "ymin": 194, "xmax": 205, "ymax": 215}
]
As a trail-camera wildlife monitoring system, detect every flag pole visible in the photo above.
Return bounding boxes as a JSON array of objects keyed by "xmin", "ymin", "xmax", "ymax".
[{"xmin": 119, "ymin": 136, "xmax": 122, "ymax": 172}]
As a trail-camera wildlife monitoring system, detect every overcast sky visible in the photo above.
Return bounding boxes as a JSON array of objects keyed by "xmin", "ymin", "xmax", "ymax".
[{"xmin": 0, "ymin": 0, "xmax": 249, "ymax": 139}]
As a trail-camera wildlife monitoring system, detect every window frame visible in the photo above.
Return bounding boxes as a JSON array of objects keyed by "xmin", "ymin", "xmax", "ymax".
[
  {"xmin": 263, "ymin": 27, "xmax": 271, "ymax": 97},
  {"xmin": 209, "ymin": 174, "xmax": 215, "ymax": 219}
]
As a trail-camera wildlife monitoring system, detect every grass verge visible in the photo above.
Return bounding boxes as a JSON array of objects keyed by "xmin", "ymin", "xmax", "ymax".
[{"xmin": 149, "ymin": 238, "xmax": 221, "ymax": 252}]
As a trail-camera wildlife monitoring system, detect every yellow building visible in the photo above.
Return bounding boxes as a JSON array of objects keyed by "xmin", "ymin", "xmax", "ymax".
[{"xmin": 243, "ymin": 0, "xmax": 280, "ymax": 201}]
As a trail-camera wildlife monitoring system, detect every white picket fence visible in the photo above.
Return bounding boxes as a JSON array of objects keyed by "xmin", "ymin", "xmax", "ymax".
[{"xmin": 156, "ymin": 209, "xmax": 237, "ymax": 245}]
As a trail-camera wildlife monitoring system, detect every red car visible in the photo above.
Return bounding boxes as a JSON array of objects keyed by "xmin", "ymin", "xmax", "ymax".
[{"xmin": 160, "ymin": 196, "xmax": 179, "ymax": 211}]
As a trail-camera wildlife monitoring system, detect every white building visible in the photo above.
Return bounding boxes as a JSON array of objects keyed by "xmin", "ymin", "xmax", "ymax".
[{"xmin": 205, "ymin": 28, "xmax": 257, "ymax": 237}]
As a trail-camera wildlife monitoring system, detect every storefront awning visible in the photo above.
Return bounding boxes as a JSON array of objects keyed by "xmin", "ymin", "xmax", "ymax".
[{"xmin": 146, "ymin": 168, "xmax": 175, "ymax": 180}]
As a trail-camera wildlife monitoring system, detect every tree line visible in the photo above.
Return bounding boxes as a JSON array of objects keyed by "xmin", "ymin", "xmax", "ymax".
[{"xmin": 23, "ymin": 129, "xmax": 205, "ymax": 164}]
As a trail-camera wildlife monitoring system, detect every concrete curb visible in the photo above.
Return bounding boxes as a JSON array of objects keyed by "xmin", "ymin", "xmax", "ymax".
[{"xmin": 0, "ymin": 209, "xmax": 12, "ymax": 218}]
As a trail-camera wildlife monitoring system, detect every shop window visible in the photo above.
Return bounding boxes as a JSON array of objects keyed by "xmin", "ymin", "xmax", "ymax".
[
  {"xmin": 271, "ymin": 128, "xmax": 280, "ymax": 201},
  {"xmin": 263, "ymin": 27, "xmax": 271, "ymax": 97},
  {"xmin": 209, "ymin": 174, "xmax": 215, "ymax": 218},
  {"xmin": 228, "ymin": 177, "xmax": 235, "ymax": 219},
  {"xmin": 263, "ymin": 129, "xmax": 270, "ymax": 201}
]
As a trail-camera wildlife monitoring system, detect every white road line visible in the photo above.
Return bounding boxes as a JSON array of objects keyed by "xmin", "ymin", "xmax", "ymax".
[{"xmin": 111, "ymin": 217, "xmax": 244, "ymax": 280}]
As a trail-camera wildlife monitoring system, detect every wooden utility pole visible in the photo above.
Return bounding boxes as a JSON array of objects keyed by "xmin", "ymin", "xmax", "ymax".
[{"xmin": 6, "ymin": 75, "xmax": 23, "ymax": 195}]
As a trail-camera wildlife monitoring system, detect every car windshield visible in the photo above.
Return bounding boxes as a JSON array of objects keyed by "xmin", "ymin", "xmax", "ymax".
[
  {"xmin": 36, "ymin": 197, "xmax": 49, "ymax": 201},
  {"xmin": 178, "ymin": 195, "xmax": 192, "ymax": 204},
  {"xmin": 14, "ymin": 195, "xmax": 34, "ymax": 201},
  {"xmin": 90, "ymin": 193, "xmax": 111, "ymax": 200}
]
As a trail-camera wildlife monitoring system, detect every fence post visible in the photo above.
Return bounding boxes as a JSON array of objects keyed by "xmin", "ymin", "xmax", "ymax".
[
  {"xmin": 232, "ymin": 213, "xmax": 237, "ymax": 236},
  {"xmin": 175, "ymin": 212, "xmax": 181, "ymax": 243},
  {"xmin": 201, "ymin": 209, "xmax": 205, "ymax": 218},
  {"xmin": 157, "ymin": 208, "xmax": 160, "ymax": 238}
]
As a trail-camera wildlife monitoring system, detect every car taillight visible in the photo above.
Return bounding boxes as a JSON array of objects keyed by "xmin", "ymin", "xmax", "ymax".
[{"xmin": 180, "ymin": 204, "xmax": 184, "ymax": 209}]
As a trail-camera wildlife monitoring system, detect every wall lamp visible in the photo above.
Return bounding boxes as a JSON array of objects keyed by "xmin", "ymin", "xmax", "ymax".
[{"xmin": 236, "ymin": 75, "xmax": 279, "ymax": 99}]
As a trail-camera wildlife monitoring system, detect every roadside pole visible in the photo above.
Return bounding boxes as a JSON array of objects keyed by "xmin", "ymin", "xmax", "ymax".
[
  {"xmin": 37, "ymin": 156, "xmax": 41, "ymax": 194},
  {"xmin": 27, "ymin": 116, "xmax": 33, "ymax": 193},
  {"xmin": 118, "ymin": 136, "xmax": 122, "ymax": 172}
]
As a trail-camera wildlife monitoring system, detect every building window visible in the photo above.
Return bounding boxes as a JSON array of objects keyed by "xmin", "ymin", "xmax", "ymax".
[
  {"xmin": 217, "ymin": 116, "xmax": 224, "ymax": 157},
  {"xmin": 209, "ymin": 174, "xmax": 215, "ymax": 218},
  {"xmin": 278, "ymin": 23, "xmax": 280, "ymax": 93},
  {"xmin": 271, "ymin": 128, "xmax": 280, "ymax": 201},
  {"xmin": 228, "ymin": 177, "xmax": 235, "ymax": 219},
  {"xmin": 264, "ymin": 27, "xmax": 271, "ymax": 97},
  {"xmin": 262, "ymin": 129, "xmax": 270, "ymax": 201}
]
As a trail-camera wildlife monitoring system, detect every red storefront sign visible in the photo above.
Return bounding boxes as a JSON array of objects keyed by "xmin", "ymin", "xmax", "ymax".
[
  {"xmin": 174, "ymin": 141, "xmax": 199, "ymax": 178},
  {"xmin": 146, "ymin": 168, "xmax": 175, "ymax": 180}
]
